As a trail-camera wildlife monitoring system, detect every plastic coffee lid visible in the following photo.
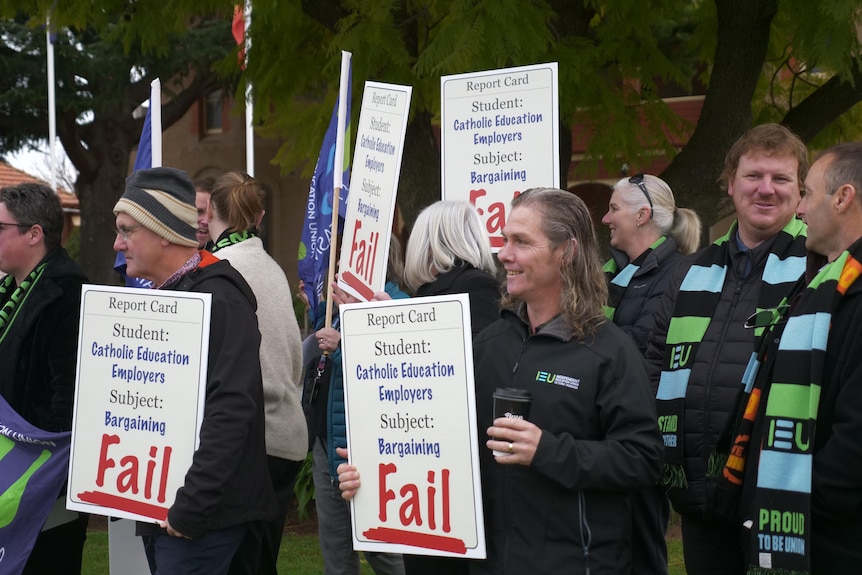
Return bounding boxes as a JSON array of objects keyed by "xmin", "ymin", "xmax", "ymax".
[{"xmin": 493, "ymin": 387, "xmax": 532, "ymax": 399}]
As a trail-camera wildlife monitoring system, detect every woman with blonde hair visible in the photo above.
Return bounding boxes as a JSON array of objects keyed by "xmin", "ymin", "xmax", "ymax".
[
  {"xmin": 601, "ymin": 173, "xmax": 701, "ymax": 575},
  {"xmin": 404, "ymin": 200, "xmax": 499, "ymax": 336},
  {"xmin": 601, "ymin": 173, "xmax": 701, "ymax": 353}
]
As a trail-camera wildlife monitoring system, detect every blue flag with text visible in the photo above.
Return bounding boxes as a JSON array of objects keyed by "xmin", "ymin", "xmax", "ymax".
[
  {"xmin": 114, "ymin": 104, "xmax": 156, "ymax": 289},
  {"xmin": 298, "ymin": 65, "xmax": 352, "ymax": 325}
]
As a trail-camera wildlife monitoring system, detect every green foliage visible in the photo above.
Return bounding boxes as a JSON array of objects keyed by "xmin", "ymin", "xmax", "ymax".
[
  {"xmin": 64, "ymin": 224, "xmax": 80, "ymax": 263},
  {"xmin": 293, "ymin": 453, "xmax": 316, "ymax": 522},
  {"xmin": 752, "ymin": 0, "xmax": 862, "ymax": 150},
  {"xmin": 3, "ymin": 0, "xmax": 862, "ymax": 228}
]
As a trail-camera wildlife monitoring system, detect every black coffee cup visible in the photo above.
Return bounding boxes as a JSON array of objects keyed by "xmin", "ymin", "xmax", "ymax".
[{"xmin": 492, "ymin": 387, "xmax": 532, "ymax": 456}]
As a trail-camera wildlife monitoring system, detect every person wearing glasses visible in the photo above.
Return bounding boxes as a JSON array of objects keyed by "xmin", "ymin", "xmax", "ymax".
[
  {"xmin": 733, "ymin": 141, "xmax": 862, "ymax": 574},
  {"xmin": 601, "ymin": 173, "xmax": 701, "ymax": 575},
  {"xmin": 644, "ymin": 124, "xmax": 809, "ymax": 575},
  {"xmin": 113, "ymin": 167, "xmax": 277, "ymax": 574},
  {"xmin": 0, "ymin": 183, "xmax": 89, "ymax": 574}
]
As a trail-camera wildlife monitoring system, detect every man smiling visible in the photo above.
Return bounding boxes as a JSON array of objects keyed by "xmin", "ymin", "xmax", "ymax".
[{"xmin": 645, "ymin": 124, "xmax": 810, "ymax": 575}]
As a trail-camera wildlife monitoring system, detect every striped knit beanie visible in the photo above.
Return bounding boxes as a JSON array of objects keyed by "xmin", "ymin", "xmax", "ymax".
[{"xmin": 113, "ymin": 167, "xmax": 198, "ymax": 247}]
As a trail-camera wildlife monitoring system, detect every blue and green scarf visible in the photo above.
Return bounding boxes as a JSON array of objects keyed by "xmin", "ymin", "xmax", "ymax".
[
  {"xmin": 726, "ymin": 242, "xmax": 862, "ymax": 574},
  {"xmin": 656, "ymin": 218, "xmax": 807, "ymax": 487},
  {"xmin": 602, "ymin": 235, "xmax": 668, "ymax": 321},
  {"xmin": 0, "ymin": 263, "xmax": 47, "ymax": 346}
]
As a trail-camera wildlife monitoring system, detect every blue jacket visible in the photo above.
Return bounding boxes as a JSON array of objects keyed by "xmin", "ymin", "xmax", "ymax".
[{"xmin": 321, "ymin": 281, "xmax": 409, "ymax": 480}]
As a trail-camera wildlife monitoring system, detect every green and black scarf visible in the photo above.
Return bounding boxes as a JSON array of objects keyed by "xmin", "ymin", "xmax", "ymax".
[
  {"xmin": 0, "ymin": 263, "xmax": 47, "ymax": 346},
  {"xmin": 725, "ymin": 242, "xmax": 862, "ymax": 574},
  {"xmin": 210, "ymin": 228, "xmax": 256, "ymax": 254},
  {"xmin": 602, "ymin": 235, "xmax": 668, "ymax": 321},
  {"xmin": 655, "ymin": 219, "xmax": 807, "ymax": 488}
]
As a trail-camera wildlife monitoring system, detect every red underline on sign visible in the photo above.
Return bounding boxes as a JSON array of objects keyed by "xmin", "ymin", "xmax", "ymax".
[
  {"xmin": 363, "ymin": 527, "xmax": 468, "ymax": 554},
  {"xmin": 77, "ymin": 491, "xmax": 168, "ymax": 521},
  {"xmin": 490, "ymin": 237, "xmax": 504, "ymax": 248},
  {"xmin": 341, "ymin": 271, "xmax": 374, "ymax": 300}
]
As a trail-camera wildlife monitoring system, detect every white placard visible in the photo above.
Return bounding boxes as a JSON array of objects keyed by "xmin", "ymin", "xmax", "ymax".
[
  {"xmin": 338, "ymin": 81, "xmax": 412, "ymax": 301},
  {"xmin": 67, "ymin": 285, "xmax": 210, "ymax": 523},
  {"xmin": 441, "ymin": 62, "xmax": 559, "ymax": 250},
  {"xmin": 340, "ymin": 295, "xmax": 485, "ymax": 559}
]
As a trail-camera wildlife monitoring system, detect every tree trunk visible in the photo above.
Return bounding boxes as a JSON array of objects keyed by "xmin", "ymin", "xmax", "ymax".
[
  {"xmin": 397, "ymin": 109, "xmax": 441, "ymax": 229},
  {"xmin": 72, "ymin": 112, "xmax": 139, "ymax": 286},
  {"xmin": 661, "ymin": 0, "xmax": 778, "ymax": 237}
]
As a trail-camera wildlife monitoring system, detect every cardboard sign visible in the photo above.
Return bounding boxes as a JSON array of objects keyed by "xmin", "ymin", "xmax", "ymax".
[
  {"xmin": 441, "ymin": 62, "xmax": 559, "ymax": 250},
  {"xmin": 67, "ymin": 285, "xmax": 210, "ymax": 523},
  {"xmin": 338, "ymin": 81, "xmax": 412, "ymax": 301},
  {"xmin": 340, "ymin": 295, "xmax": 485, "ymax": 559}
]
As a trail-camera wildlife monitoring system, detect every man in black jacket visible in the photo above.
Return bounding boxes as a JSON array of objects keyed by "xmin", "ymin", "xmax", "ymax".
[
  {"xmin": 0, "ymin": 182, "xmax": 89, "ymax": 574},
  {"xmin": 738, "ymin": 142, "xmax": 862, "ymax": 573},
  {"xmin": 112, "ymin": 167, "xmax": 276, "ymax": 574},
  {"xmin": 645, "ymin": 124, "xmax": 809, "ymax": 574}
]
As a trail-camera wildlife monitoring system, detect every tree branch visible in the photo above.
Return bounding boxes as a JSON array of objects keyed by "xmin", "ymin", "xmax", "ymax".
[{"xmin": 782, "ymin": 59, "xmax": 862, "ymax": 142}]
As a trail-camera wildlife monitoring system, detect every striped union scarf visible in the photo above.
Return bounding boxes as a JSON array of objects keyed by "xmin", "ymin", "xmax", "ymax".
[
  {"xmin": 210, "ymin": 228, "xmax": 256, "ymax": 253},
  {"xmin": 0, "ymin": 264, "xmax": 47, "ymax": 346},
  {"xmin": 734, "ymin": 244, "xmax": 862, "ymax": 574},
  {"xmin": 602, "ymin": 235, "xmax": 668, "ymax": 321},
  {"xmin": 656, "ymin": 218, "xmax": 807, "ymax": 488}
]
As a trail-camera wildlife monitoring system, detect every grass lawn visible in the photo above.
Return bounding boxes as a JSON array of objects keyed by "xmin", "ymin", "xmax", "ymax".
[
  {"xmin": 81, "ymin": 529, "xmax": 375, "ymax": 575},
  {"xmin": 82, "ymin": 518, "xmax": 687, "ymax": 574}
]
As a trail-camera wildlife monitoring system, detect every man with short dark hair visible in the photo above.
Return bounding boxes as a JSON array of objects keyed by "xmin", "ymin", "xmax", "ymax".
[
  {"xmin": 112, "ymin": 166, "xmax": 276, "ymax": 574},
  {"xmin": 645, "ymin": 123, "xmax": 810, "ymax": 574},
  {"xmin": 0, "ymin": 182, "xmax": 89, "ymax": 574},
  {"xmin": 737, "ymin": 142, "xmax": 862, "ymax": 573}
]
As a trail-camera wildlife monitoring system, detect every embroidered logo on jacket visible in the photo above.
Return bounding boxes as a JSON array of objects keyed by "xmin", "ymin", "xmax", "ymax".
[{"xmin": 535, "ymin": 370, "xmax": 580, "ymax": 389}]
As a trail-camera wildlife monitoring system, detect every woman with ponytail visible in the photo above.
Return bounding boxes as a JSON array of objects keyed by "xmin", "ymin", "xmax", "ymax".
[
  {"xmin": 207, "ymin": 171, "xmax": 307, "ymax": 575},
  {"xmin": 600, "ymin": 173, "xmax": 702, "ymax": 575},
  {"xmin": 601, "ymin": 173, "xmax": 702, "ymax": 353}
]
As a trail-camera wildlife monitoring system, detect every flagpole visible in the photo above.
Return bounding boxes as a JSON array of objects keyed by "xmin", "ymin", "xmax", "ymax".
[
  {"xmin": 244, "ymin": 1, "xmax": 254, "ymax": 176},
  {"xmin": 150, "ymin": 79, "xmax": 162, "ymax": 168},
  {"xmin": 46, "ymin": 17, "xmax": 57, "ymax": 192},
  {"xmin": 324, "ymin": 51, "xmax": 352, "ymax": 328}
]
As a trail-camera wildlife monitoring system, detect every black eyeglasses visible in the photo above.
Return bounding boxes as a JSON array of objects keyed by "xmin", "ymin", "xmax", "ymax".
[
  {"xmin": 629, "ymin": 174, "xmax": 654, "ymax": 218},
  {"xmin": 0, "ymin": 222, "xmax": 32, "ymax": 232},
  {"xmin": 744, "ymin": 304, "xmax": 791, "ymax": 329}
]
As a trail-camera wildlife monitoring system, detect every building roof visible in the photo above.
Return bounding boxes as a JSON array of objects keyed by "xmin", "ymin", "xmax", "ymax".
[{"xmin": 0, "ymin": 161, "xmax": 79, "ymax": 211}]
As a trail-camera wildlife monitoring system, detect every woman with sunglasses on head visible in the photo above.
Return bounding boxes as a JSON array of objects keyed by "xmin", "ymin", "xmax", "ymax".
[
  {"xmin": 601, "ymin": 173, "xmax": 701, "ymax": 575},
  {"xmin": 601, "ymin": 174, "xmax": 702, "ymax": 354}
]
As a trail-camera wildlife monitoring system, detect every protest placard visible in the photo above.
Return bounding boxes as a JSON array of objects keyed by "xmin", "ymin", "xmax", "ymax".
[
  {"xmin": 67, "ymin": 285, "xmax": 210, "ymax": 523},
  {"xmin": 338, "ymin": 81, "xmax": 412, "ymax": 301},
  {"xmin": 339, "ymin": 294, "xmax": 485, "ymax": 559},
  {"xmin": 441, "ymin": 62, "xmax": 559, "ymax": 249}
]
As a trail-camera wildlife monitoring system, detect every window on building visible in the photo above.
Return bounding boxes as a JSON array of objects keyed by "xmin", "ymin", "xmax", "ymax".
[{"xmin": 203, "ymin": 90, "xmax": 223, "ymax": 133}]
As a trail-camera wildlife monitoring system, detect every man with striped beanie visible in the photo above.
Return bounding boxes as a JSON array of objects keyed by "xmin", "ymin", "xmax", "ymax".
[{"xmin": 113, "ymin": 167, "xmax": 277, "ymax": 574}]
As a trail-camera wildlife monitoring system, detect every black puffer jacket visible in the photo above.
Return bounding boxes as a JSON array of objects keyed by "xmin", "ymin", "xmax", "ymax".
[
  {"xmin": 644, "ymin": 232, "xmax": 784, "ymax": 520},
  {"xmin": 606, "ymin": 236, "xmax": 683, "ymax": 354}
]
